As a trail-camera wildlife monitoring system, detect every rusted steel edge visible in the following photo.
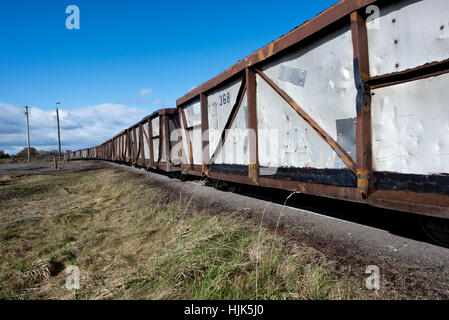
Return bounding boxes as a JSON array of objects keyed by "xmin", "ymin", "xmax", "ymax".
[
  {"xmin": 163, "ymin": 115, "xmax": 171, "ymax": 171},
  {"xmin": 181, "ymin": 164, "xmax": 203, "ymax": 176},
  {"xmin": 246, "ymin": 68, "xmax": 259, "ymax": 184},
  {"xmin": 351, "ymin": 11, "xmax": 372, "ymax": 200},
  {"xmin": 200, "ymin": 93, "xmax": 210, "ymax": 175},
  {"xmin": 133, "ymin": 127, "xmax": 140, "ymax": 164},
  {"xmin": 110, "ymin": 108, "xmax": 178, "ymax": 141},
  {"xmin": 367, "ymin": 58, "xmax": 449, "ymax": 89},
  {"xmin": 157, "ymin": 116, "xmax": 163, "ymax": 164},
  {"xmin": 148, "ymin": 117, "xmax": 155, "ymax": 168},
  {"xmin": 142, "ymin": 123, "xmax": 150, "ymax": 147},
  {"xmin": 259, "ymin": 177, "xmax": 361, "ymax": 203},
  {"xmin": 139, "ymin": 123, "xmax": 145, "ymax": 166},
  {"xmin": 176, "ymin": 0, "xmax": 378, "ymax": 106},
  {"xmin": 209, "ymin": 79, "xmax": 247, "ymax": 165},
  {"xmin": 255, "ymin": 68, "xmax": 357, "ymax": 174},
  {"xmin": 169, "ymin": 115, "xmax": 181, "ymax": 130},
  {"xmin": 167, "ymin": 114, "xmax": 183, "ymax": 169}
]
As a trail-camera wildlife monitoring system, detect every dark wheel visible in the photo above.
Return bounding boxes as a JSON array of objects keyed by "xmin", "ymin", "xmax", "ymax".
[
  {"xmin": 223, "ymin": 182, "xmax": 242, "ymax": 193},
  {"xmin": 420, "ymin": 216, "xmax": 449, "ymax": 248}
]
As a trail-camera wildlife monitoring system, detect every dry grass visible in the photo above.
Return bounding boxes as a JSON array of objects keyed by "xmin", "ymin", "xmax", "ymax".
[{"xmin": 0, "ymin": 166, "xmax": 392, "ymax": 300}]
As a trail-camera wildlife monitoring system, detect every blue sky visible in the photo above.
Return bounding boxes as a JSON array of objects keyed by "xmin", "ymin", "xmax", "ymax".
[{"xmin": 0, "ymin": 0, "xmax": 339, "ymax": 154}]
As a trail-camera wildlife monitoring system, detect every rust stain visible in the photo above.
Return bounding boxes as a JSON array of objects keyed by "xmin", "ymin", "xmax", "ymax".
[
  {"xmin": 202, "ymin": 163, "xmax": 210, "ymax": 176},
  {"xmin": 248, "ymin": 163, "xmax": 259, "ymax": 183},
  {"xmin": 357, "ymin": 169, "xmax": 371, "ymax": 189},
  {"xmin": 257, "ymin": 49, "xmax": 265, "ymax": 61},
  {"xmin": 267, "ymin": 42, "xmax": 275, "ymax": 57}
]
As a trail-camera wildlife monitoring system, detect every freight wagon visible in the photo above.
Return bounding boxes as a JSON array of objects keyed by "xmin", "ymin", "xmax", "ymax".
[
  {"xmin": 79, "ymin": 109, "xmax": 182, "ymax": 172},
  {"xmin": 69, "ymin": 0, "xmax": 449, "ymax": 246}
]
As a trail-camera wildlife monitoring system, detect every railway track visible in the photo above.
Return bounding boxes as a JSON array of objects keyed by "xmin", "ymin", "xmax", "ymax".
[{"xmin": 108, "ymin": 161, "xmax": 449, "ymax": 271}]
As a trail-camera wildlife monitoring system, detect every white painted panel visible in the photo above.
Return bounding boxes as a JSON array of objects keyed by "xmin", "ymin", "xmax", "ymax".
[
  {"xmin": 142, "ymin": 123, "xmax": 150, "ymax": 160},
  {"xmin": 257, "ymin": 74, "xmax": 342, "ymax": 169},
  {"xmin": 260, "ymin": 24, "xmax": 357, "ymax": 158},
  {"xmin": 184, "ymin": 99, "xmax": 202, "ymax": 127},
  {"xmin": 161, "ymin": 121, "xmax": 166, "ymax": 162},
  {"xmin": 180, "ymin": 118, "xmax": 190, "ymax": 165},
  {"xmin": 214, "ymin": 92, "xmax": 249, "ymax": 165},
  {"xmin": 207, "ymin": 77, "xmax": 244, "ymax": 159},
  {"xmin": 368, "ymin": 0, "xmax": 449, "ymax": 77},
  {"xmin": 372, "ymin": 73, "xmax": 449, "ymax": 174},
  {"xmin": 153, "ymin": 138, "xmax": 159, "ymax": 161},
  {"xmin": 152, "ymin": 117, "xmax": 160, "ymax": 137},
  {"xmin": 124, "ymin": 135, "xmax": 128, "ymax": 158},
  {"xmin": 136, "ymin": 127, "xmax": 140, "ymax": 159},
  {"xmin": 182, "ymin": 99, "xmax": 203, "ymax": 165},
  {"xmin": 180, "ymin": 124, "xmax": 202, "ymax": 165},
  {"xmin": 191, "ymin": 127, "xmax": 202, "ymax": 165},
  {"xmin": 169, "ymin": 119, "xmax": 181, "ymax": 165}
]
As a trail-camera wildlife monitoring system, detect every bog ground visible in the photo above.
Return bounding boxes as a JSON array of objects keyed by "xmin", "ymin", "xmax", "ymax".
[{"xmin": 0, "ymin": 161, "xmax": 448, "ymax": 299}]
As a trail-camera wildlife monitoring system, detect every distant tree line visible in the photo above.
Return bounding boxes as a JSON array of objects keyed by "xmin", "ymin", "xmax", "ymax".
[
  {"xmin": 0, "ymin": 148, "xmax": 60, "ymax": 163},
  {"xmin": 0, "ymin": 150, "xmax": 10, "ymax": 159}
]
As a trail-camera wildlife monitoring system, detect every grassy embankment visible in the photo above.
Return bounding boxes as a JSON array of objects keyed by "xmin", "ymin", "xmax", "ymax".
[{"xmin": 0, "ymin": 165, "xmax": 387, "ymax": 299}]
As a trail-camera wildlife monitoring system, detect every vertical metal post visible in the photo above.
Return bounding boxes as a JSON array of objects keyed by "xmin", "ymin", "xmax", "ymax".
[
  {"xmin": 164, "ymin": 116, "xmax": 171, "ymax": 171},
  {"xmin": 139, "ymin": 123, "xmax": 144, "ymax": 166},
  {"xmin": 56, "ymin": 107, "xmax": 62, "ymax": 160},
  {"xmin": 246, "ymin": 68, "xmax": 259, "ymax": 184},
  {"xmin": 148, "ymin": 118, "xmax": 155, "ymax": 167},
  {"xmin": 200, "ymin": 93, "xmax": 209, "ymax": 174},
  {"xmin": 25, "ymin": 106, "xmax": 31, "ymax": 162},
  {"xmin": 131, "ymin": 128, "xmax": 136, "ymax": 164},
  {"xmin": 351, "ymin": 11, "xmax": 372, "ymax": 200}
]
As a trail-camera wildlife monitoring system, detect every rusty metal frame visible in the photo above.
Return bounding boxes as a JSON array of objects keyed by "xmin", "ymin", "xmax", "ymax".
[
  {"xmin": 255, "ymin": 68, "xmax": 357, "ymax": 174},
  {"xmin": 177, "ymin": 0, "xmax": 379, "ymax": 106},
  {"xmin": 351, "ymin": 10, "xmax": 372, "ymax": 200},
  {"xmin": 208, "ymin": 78, "xmax": 247, "ymax": 166},
  {"xmin": 163, "ymin": 115, "xmax": 171, "ymax": 171},
  {"xmin": 200, "ymin": 93, "xmax": 209, "ymax": 174},
  {"xmin": 178, "ymin": 107, "xmax": 194, "ymax": 170},
  {"xmin": 138, "ymin": 123, "xmax": 145, "ymax": 166},
  {"xmin": 246, "ymin": 68, "xmax": 259, "ymax": 184},
  {"xmin": 148, "ymin": 117, "xmax": 155, "ymax": 168},
  {"xmin": 157, "ymin": 116, "xmax": 163, "ymax": 164},
  {"xmin": 132, "ymin": 127, "xmax": 138, "ymax": 165},
  {"xmin": 72, "ymin": 0, "xmax": 449, "ymax": 219},
  {"xmin": 367, "ymin": 57, "xmax": 449, "ymax": 90}
]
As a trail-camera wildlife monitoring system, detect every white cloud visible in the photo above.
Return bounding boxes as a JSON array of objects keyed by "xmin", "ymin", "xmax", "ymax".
[
  {"xmin": 0, "ymin": 102, "xmax": 151, "ymax": 155},
  {"xmin": 152, "ymin": 99, "xmax": 173, "ymax": 108},
  {"xmin": 139, "ymin": 88, "xmax": 152, "ymax": 98}
]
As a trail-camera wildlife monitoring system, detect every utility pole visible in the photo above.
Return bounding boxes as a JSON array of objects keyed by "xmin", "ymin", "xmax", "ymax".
[
  {"xmin": 56, "ymin": 102, "xmax": 61, "ymax": 160},
  {"xmin": 25, "ymin": 106, "xmax": 31, "ymax": 162}
]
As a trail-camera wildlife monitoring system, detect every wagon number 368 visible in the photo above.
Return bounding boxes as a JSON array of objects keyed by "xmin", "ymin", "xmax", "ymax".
[{"xmin": 219, "ymin": 92, "xmax": 231, "ymax": 106}]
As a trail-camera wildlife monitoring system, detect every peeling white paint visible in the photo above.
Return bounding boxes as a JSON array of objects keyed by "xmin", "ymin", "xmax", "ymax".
[
  {"xmin": 256, "ymin": 24, "xmax": 357, "ymax": 169},
  {"xmin": 257, "ymin": 75, "xmax": 343, "ymax": 169},
  {"xmin": 372, "ymin": 73, "xmax": 449, "ymax": 174},
  {"xmin": 207, "ymin": 77, "xmax": 249, "ymax": 165},
  {"xmin": 143, "ymin": 122, "xmax": 150, "ymax": 161},
  {"xmin": 368, "ymin": 0, "xmax": 449, "ymax": 76},
  {"xmin": 181, "ymin": 99, "xmax": 202, "ymax": 165},
  {"xmin": 260, "ymin": 24, "xmax": 357, "ymax": 151}
]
